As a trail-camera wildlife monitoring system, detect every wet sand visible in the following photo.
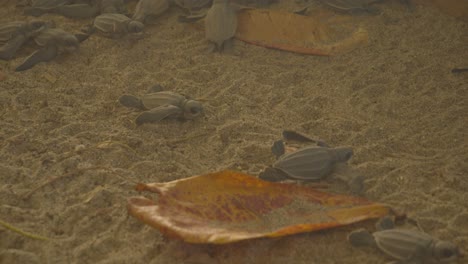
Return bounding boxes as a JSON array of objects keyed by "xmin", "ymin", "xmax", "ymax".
[{"xmin": 0, "ymin": 0, "xmax": 467, "ymax": 263}]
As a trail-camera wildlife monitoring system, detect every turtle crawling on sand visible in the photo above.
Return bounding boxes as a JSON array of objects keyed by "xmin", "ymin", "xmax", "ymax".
[
  {"xmin": 205, "ymin": 0, "xmax": 238, "ymax": 52},
  {"xmin": 0, "ymin": 20, "xmax": 46, "ymax": 60},
  {"xmin": 259, "ymin": 130, "xmax": 364, "ymax": 194},
  {"xmin": 348, "ymin": 216, "xmax": 462, "ymax": 263},
  {"xmin": 89, "ymin": 13, "xmax": 144, "ymax": 38},
  {"xmin": 119, "ymin": 87, "xmax": 204, "ymax": 125},
  {"xmin": 15, "ymin": 27, "xmax": 84, "ymax": 71}
]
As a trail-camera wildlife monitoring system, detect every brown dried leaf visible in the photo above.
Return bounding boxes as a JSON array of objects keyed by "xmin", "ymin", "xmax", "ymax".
[
  {"xmin": 235, "ymin": 9, "xmax": 368, "ymax": 55},
  {"xmin": 128, "ymin": 170, "xmax": 391, "ymax": 244}
]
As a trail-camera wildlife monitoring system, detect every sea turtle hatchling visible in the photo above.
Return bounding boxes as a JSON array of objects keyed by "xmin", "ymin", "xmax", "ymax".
[
  {"xmin": 259, "ymin": 130, "xmax": 352, "ymax": 182},
  {"xmin": 258, "ymin": 130, "xmax": 364, "ymax": 194},
  {"xmin": 89, "ymin": 13, "xmax": 144, "ymax": 38},
  {"xmin": 259, "ymin": 144, "xmax": 354, "ymax": 182},
  {"xmin": 15, "ymin": 27, "xmax": 82, "ymax": 71},
  {"xmin": 348, "ymin": 216, "xmax": 462, "ymax": 263},
  {"xmin": 119, "ymin": 90, "xmax": 203, "ymax": 125},
  {"xmin": 0, "ymin": 20, "xmax": 46, "ymax": 60},
  {"xmin": 205, "ymin": 0, "xmax": 238, "ymax": 52}
]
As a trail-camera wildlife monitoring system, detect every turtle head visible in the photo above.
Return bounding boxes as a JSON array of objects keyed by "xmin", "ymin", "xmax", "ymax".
[
  {"xmin": 333, "ymin": 147, "xmax": 353, "ymax": 163},
  {"xmin": 61, "ymin": 34, "xmax": 80, "ymax": 52},
  {"xmin": 182, "ymin": 100, "xmax": 203, "ymax": 120},
  {"xmin": 128, "ymin": 21, "xmax": 144, "ymax": 34},
  {"xmin": 433, "ymin": 241, "xmax": 460, "ymax": 262}
]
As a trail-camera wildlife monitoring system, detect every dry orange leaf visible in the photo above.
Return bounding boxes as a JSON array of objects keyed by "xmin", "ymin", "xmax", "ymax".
[
  {"xmin": 127, "ymin": 170, "xmax": 390, "ymax": 244},
  {"xmin": 235, "ymin": 9, "xmax": 368, "ymax": 56}
]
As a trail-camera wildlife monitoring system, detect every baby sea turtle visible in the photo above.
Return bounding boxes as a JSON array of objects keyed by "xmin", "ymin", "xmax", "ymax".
[
  {"xmin": 90, "ymin": 13, "xmax": 144, "ymax": 38},
  {"xmin": 259, "ymin": 130, "xmax": 349, "ymax": 182},
  {"xmin": 15, "ymin": 28, "xmax": 81, "ymax": 71},
  {"xmin": 119, "ymin": 90, "xmax": 203, "ymax": 125},
  {"xmin": 348, "ymin": 216, "xmax": 462, "ymax": 263},
  {"xmin": 260, "ymin": 144, "xmax": 354, "ymax": 182},
  {"xmin": 0, "ymin": 20, "xmax": 46, "ymax": 60},
  {"xmin": 259, "ymin": 130, "xmax": 364, "ymax": 194},
  {"xmin": 205, "ymin": 0, "xmax": 238, "ymax": 52},
  {"xmin": 132, "ymin": 0, "xmax": 170, "ymax": 23}
]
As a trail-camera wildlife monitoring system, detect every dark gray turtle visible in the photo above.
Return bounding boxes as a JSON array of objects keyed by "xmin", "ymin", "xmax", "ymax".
[
  {"xmin": 90, "ymin": 13, "xmax": 144, "ymax": 38},
  {"xmin": 260, "ymin": 145, "xmax": 354, "ymax": 182},
  {"xmin": 15, "ymin": 28, "xmax": 81, "ymax": 71},
  {"xmin": 348, "ymin": 216, "xmax": 462, "ymax": 263},
  {"xmin": 205, "ymin": 0, "xmax": 238, "ymax": 52},
  {"xmin": 24, "ymin": 0, "xmax": 125, "ymax": 18},
  {"xmin": 258, "ymin": 130, "xmax": 364, "ymax": 194},
  {"xmin": 119, "ymin": 90, "xmax": 203, "ymax": 125},
  {"xmin": 0, "ymin": 20, "xmax": 46, "ymax": 60},
  {"xmin": 259, "ymin": 130, "xmax": 346, "ymax": 182},
  {"xmin": 132, "ymin": 0, "xmax": 170, "ymax": 23}
]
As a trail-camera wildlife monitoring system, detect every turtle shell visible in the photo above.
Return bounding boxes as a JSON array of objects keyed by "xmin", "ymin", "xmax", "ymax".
[
  {"xmin": 373, "ymin": 229, "xmax": 433, "ymax": 261},
  {"xmin": 205, "ymin": 0, "xmax": 237, "ymax": 48},
  {"xmin": 140, "ymin": 91, "xmax": 187, "ymax": 110},
  {"xmin": 34, "ymin": 28, "xmax": 79, "ymax": 51},
  {"xmin": 273, "ymin": 146, "xmax": 353, "ymax": 180},
  {"xmin": 0, "ymin": 21, "xmax": 44, "ymax": 44},
  {"xmin": 94, "ymin": 13, "xmax": 134, "ymax": 34},
  {"xmin": 174, "ymin": 0, "xmax": 212, "ymax": 10}
]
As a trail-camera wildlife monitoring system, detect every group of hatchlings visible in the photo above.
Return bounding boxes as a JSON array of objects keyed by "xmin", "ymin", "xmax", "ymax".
[
  {"xmin": 0, "ymin": 0, "xmax": 276, "ymax": 71},
  {"xmin": 2, "ymin": 0, "xmax": 464, "ymax": 263}
]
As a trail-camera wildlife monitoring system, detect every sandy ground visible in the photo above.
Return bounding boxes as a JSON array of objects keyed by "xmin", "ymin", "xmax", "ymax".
[{"xmin": 0, "ymin": 0, "xmax": 467, "ymax": 263}]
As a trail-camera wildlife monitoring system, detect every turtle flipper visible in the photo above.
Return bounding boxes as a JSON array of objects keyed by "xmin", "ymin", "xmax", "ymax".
[
  {"xmin": 53, "ymin": 4, "xmax": 100, "ymax": 19},
  {"xmin": 0, "ymin": 35, "xmax": 28, "ymax": 61},
  {"xmin": 15, "ymin": 45, "xmax": 58, "ymax": 72},
  {"xmin": 74, "ymin": 32, "xmax": 90, "ymax": 43},
  {"xmin": 119, "ymin": 95, "xmax": 144, "ymax": 109},
  {"xmin": 294, "ymin": 6, "xmax": 309, "ymax": 15},
  {"xmin": 348, "ymin": 228, "xmax": 377, "ymax": 247},
  {"xmin": 135, "ymin": 105, "xmax": 182, "ymax": 126},
  {"xmin": 258, "ymin": 167, "xmax": 289, "ymax": 182},
  {"xmin": 282, "ymin": 130, "xmax": 329, "ymax": 147}
]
